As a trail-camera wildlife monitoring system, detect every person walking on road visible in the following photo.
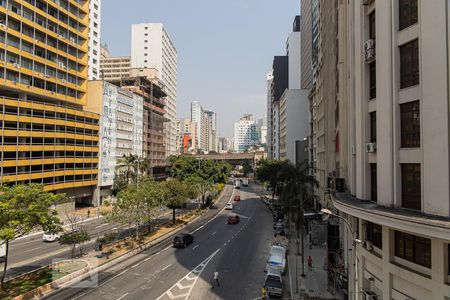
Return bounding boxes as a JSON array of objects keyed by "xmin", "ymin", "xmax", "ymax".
[
  {"xmin": 307, "ymin": 255, "xmax": 313, "ymax": 271},
  {"xmin": 261, "ymin": 286, "xmax": 268, "ymax": 300},
  {"xmin": 212, "ymin": 271, "xmax": 220, "ymax": 288}
]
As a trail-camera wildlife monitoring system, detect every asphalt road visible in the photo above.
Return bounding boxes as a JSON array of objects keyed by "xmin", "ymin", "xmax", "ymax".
[
  {"xmin": 5, "ymin": 205, "xmax": 193, "ymax": 279},
  {"xmin": 45, "ymin": 183, "xmax": 274, "ymax": 300}
]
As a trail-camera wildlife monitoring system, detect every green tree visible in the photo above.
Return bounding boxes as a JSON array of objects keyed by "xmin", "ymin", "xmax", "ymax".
[
  {"xmin": 242, "ymin": 161, "xmax": 253, "ymax": 177},
  {"xmin": 162, "ymin": 180, "xmax": 189, "ymax": 224},
  {"xmin": 0, "ymin": 184, "xmax": 63, "ymax": 286},
  {"xmin": 59, "ymin": 230, "xmax": 90, "ymax": 258},
  {"xmin": 278, "ymin": 162, "xmax": 318, "ymax": 276},
  {"xmin": 255, "ymin": 159, "xmax": 291, "ymax": 199},
  {"xmin": 168, "ymin": 156, "xmax": 231, "ymax": 184},
  {"xmin": 187, "ymin": 176, "xmax": 214, "ymax": 207},
  {"xmin": 113, "ymin": 154, "xmax": 151, "ymax": 194},
  {"xmin": 139, "ymin": 179, "xmax": 165, "ymax": 232}
]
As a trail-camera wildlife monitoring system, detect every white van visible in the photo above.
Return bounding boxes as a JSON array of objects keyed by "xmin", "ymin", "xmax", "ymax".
[
  {"xmin": 266, "ymin": 245, "xmax": 287, "ymax": 274},
  {"xmin": 265, "ymin": 266, "xmax": 283, "ymax": 297}
]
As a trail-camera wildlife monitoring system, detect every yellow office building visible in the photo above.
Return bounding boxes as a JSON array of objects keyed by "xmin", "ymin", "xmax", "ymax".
[{"xmin": 0, "ymin": 0, "xmax": 99, "ymax": 204}]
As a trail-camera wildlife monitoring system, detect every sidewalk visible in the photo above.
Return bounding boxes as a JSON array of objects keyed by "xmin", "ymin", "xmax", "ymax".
[{"xmin": 285, "ymin": 228, "xmax": 336, "ymax": 300}]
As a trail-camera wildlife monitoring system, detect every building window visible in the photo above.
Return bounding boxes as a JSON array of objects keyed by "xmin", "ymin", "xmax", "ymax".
[
  {"xmin": 366, "ymin": 222, "xmax": 382, "ymax": 249},
  {"xmin": 401, "ymin": 164, "xmax": 421, "ymax": 210},
  {"xmin": 400, "ymin": 100, "xmax": 420, "ymax": 148},
  {"xmin": 400, "ymin": 39, "xmax": 419, "ymax": 88},
  {"xmin": 369, "ymin": 61, "xmax": 376, "ymax": 99},
  {"xmin": 370, "ymin": 163, "xmax": 377, "ymax": 202},
  {"xmin": 399, "ymin": 0, "xmax": 418, "ymax": 30},
  {"xmin": 369, "ymin": 11, "xmax": 375, "ymax": 40},
  {"xmin": 370, "ymin": 111, "xmax": 376, "ymax": 143},
  {"xmin": 395, "ymin": 231, "xmax": 431, "ymax": 268}
]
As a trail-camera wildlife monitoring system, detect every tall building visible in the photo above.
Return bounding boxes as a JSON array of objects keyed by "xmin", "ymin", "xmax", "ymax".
[
  {"xmin": 0, "ymin": 0, "xmax": 99, "ymax": 204},
  {"xmin": 176, "ymin": 118, "xmax": 197, "ymax": 154},
  {"xmin": 305, "ymin": 1, "xmax": 450, "ymax": 299},
  {"xmin": 119, "ymin": 76, "xmax": 168, "ymax": 178},
  {"xmin": 279, "ymin": 16, "xmax": 310, "ymax": 164},
  {"xmin": 88, "ymin": 0, "xmax": 101, "ymax": 80},
  {"xmin": 100, "ymin": 54, "xmax": 131, "ymax": 82},
  {"xmin": 131, "ymin": 23, "xmax": 178, "ymax": 157},
  {"xmin": 269, "ymin": 56, "xmax": 289, "ymax": 159},
  {"xmin": 266, "ymin": 72, "xmax": 274, "ymax": 157},
  {"xmin": 204, "ymin": 109, "xmax": 218, "ymax": 153},
  {"xmin": 86, "ymin": 81, "xmax": 143, "ymax": 204},
  {"xmin": 191, "ymin": 101, "xmax": 205, "ymax": 151},
  {"xmin": 258, "ymin": 116, "xmax": 267, "ymax": 145},
  {"xmin": 234, "ymin": 114, "xmax": 260, "ymax": 153}
]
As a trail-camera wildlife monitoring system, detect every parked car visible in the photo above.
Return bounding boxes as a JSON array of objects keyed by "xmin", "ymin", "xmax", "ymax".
[
  {"xmin": 265, "ymin": 267, "xmax": 283, "ymax": 297},
  {"xmin": 42, "ymin": 232, "xmax": 61, "ymax": 242},
  {"xmin": 242, "ymin": 178, "xmax": 249, "ymax": 186},
  {"xmin": 225, "ymin": 203, "xmax": 233, "ymax": 210},
  {"xmin": 227, "ymin": 215, "xmax": 240, "ymax": 224},
  {"xmin": 173, "ymin": 233, "xmax": 194, "ymax": 248},
  {"xmin": 234, "ymin": 180, "xmax": 241, "ymax": 189},
  {"xmin": 233, "ymin": 195, "xmax": 241, "ymax": 201}
]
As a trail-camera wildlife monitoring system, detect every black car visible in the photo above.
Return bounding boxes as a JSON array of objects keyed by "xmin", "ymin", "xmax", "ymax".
[{"xmin": 173, "ymin": 233, "xmax": 194, "ymax": 248}]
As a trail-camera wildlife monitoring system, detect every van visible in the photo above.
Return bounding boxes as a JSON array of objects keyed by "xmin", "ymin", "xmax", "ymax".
[
  {"xmin": 42, "ymin": 232, "xmax": 61, "ymax": 242},
  {"xmin": 266, "ymin": 245, "xmax": 286, "ymax": 274}
]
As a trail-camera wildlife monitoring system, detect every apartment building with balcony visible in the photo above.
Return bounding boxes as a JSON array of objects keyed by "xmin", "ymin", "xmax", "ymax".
[
  {"xmin": 0, "ymin": 0, "xmax": 100, "ymax": 205},
  {"xmin": 100, "ymin": 52, "xmax": 131, "ymax": 82},
  {"xmin": 86, "ymin": 81, "xmax": 143, "ymax": 204},
  {"xmin": 327, "ymin": 1, "xmax": 450, "ymax": 299}
]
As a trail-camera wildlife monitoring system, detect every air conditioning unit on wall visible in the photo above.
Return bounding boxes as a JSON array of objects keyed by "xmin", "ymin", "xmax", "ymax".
[
  {"xmin": 364, "ymin": 39, "xmax": 376, "ymax": 62},
  {"xmin": 364, "ymin": 240, "xmax": 373, "ymax": 251},
  {"xmin": 366, "ymin": 142, "xmax": 376, "ymax": 153}
]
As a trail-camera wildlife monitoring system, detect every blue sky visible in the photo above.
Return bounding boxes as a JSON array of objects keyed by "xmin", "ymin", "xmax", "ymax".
[{"xmin": 102, "ymin": 0, "xmax": 299, "ymax": 137}]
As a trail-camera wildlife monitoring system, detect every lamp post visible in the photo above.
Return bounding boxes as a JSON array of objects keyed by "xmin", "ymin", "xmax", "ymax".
[{"xmin": 320, "ymin": 208, "xmax": 361, "ymax": 300}]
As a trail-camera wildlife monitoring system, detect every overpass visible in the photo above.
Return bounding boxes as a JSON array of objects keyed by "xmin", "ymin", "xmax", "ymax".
[{"xmin": 184, "ymin": 152, "xmax": 267, "ymax": 167}]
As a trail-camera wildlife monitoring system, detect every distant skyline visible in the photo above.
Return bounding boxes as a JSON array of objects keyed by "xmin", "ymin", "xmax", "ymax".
[{"xmin": 102, "ymin": 0, "xmax": 299, "ymax": 137}]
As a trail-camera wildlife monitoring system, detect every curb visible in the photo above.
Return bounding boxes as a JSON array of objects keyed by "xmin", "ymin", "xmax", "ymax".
[
  {"xmin": 40, "ymin": 184, "xmax": 233, "ymax": 299},
  {"xmin": 11, "ymin": 260, "xmax": 90, "ymax": 300}
]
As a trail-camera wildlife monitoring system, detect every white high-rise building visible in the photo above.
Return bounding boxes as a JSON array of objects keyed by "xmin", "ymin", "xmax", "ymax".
[
  {"xmin": 191, "ymin": 101, "xmax": 205, "ymax": 151},
  {"xmin": 131, "ymin": 23, "xmax": 178, "ymax": 157},
  {"xmin": 234, "ymin": 114, "xmax": 260, "ymax": 153},
  {"xmin": 88, "ymin": 0, "xmax": 101, "ymax": 80}
]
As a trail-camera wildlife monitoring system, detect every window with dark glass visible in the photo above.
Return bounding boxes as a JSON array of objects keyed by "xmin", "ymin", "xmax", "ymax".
[
  {"xmin": 401, "ymin": 164, "xmax": 421, "ymax": 210},
  {"xmin": 399, "ymin": 0, "xmax": 418, "ymax": 30},
  {"xmin": 370, "ymin": 111, "xmax": 376, "ymax": 143},
  {"xmin": 369, "ymin": 61, "xmax": 376, "ymax": 99},
  {"xmin": 369, "ymin": 11, "xmax": 376, "ymax": 40},
  {"xmin": 370, "ymin": 163, "xmax": 377, "ymax": 202},
  {"xmin": 401, "ymin": 100, "xmax": 420, "ymax": 148},
  {"xmin": 366, "ymin": 222, "xmax": 382, "ymax": 249},
  {"xmin": 395, "ymin": 231, "xmax": 430, "ymax": 268},
  {"xmin": 400, "ymin": 39, "xmax": 419, "ymax": 88}
]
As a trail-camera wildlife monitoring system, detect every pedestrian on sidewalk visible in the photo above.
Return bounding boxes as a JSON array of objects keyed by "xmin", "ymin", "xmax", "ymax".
[
  {"xmin": 307, "ymin": 255, "xmax": 313, "ymax": 271},
  {"xmin": 212, "ymin": 271, "xmax": 220, "ymax": 288},
  {"xmin": 261, "ymin": 286, "xmax": 268, "ymax": 300},
  {"xmin": 87, "ymin": 209, "xmax": 90, "ymax": 218}
]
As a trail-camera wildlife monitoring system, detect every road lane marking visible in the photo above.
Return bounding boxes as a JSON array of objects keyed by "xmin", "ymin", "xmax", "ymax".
[
  {"xmin": 23, "ymin": 246, "xmax": 43, "ymax": 253},
  {"xmin": 161, "ymin": 264, "xmax": 172, "ymax": 271},
  {"xmin": 116, "ymin": 292, "xmax": 129, "ymax": 300},
  {"xmin": 211, "ymin": 231, "xmax": 216, "ymax": 236},
  {"xmin": 192, "ymin": 245, "xmax": 199, "ymax": 250},
  {"xmin": 155, "ymin": 249, "xmax": 220, "ymax": 300}
]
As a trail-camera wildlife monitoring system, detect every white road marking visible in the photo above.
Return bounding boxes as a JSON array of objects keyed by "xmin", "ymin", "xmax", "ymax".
[
  {"xmin": 131, "ymin": 263, "xmax": 141, "ymax": 269},
  {"xmin": 116, "ymin": 292, "xmax": 129, "ymax": 300},
  {"xmin": 23, "ymin": 246, "xmax": 42, "ymax": 253},
  {"xmin": 192, "ymin": 245, "xmax": 199, "ymax": 250},
  {"xmin": 155, "ymin": 249, "xmax": 220, "ymax": 300},
  {"xmin": 161, "ymin": 264, "xmax": 172, "ymax": 271},
  {"xmin": 211, "ymin": 231, "xmax": 216, "ymax": 236}
]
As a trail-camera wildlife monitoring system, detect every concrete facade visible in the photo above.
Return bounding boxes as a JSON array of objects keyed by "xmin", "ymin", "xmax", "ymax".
[
  {"xmin": 279, "ymin": 89, "xmax": 310, "ymax": 163},
  {"xmin": 100, "ymin": 55, "xmax": 131, "ymax": 82},
  {"xmin": 233, "ymin": 114, "xmax": 260, "ymax": 153},
  {"xmin": 131, "ymin": 23, "xmax": 178, "ymax": 157},
  {"xmin": 86, "ymin": 81, "xmax": 143, "ymax": 204},
  {"xmin": 321, "ymin": 1, "xmax": 450, "ymax": 299},
  {"xmin": 266, "ymin": 72, "xmax": 274, "ymax": 157}
]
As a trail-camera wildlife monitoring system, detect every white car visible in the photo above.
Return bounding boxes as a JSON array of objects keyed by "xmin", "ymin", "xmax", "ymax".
[
  {"xmin": 42, "ymin": 232, "xmax": 61, "ymax": 242},
  {"xmin": 225, "ymin": 203, "xmax": 233, "ymax": 210}
]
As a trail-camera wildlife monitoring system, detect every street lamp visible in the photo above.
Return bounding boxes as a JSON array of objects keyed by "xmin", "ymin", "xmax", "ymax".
[{"xmin": 320, "ymin": 208, "xmax": 361, "ymax": 300}]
